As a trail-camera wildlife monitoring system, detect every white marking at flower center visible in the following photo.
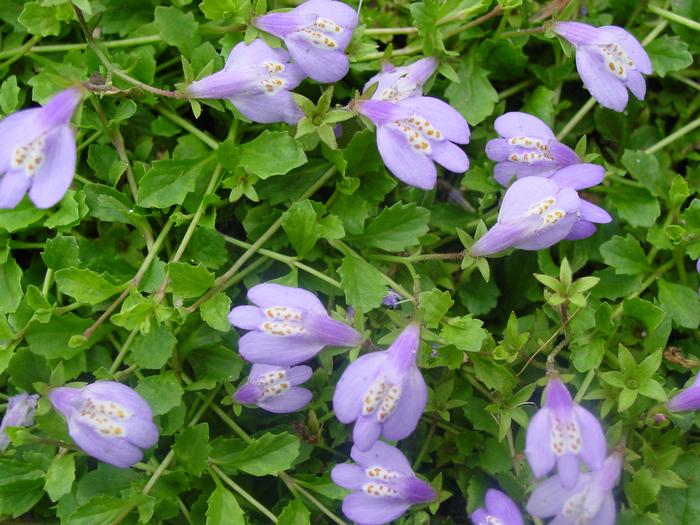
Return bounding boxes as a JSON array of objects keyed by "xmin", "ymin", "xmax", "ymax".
[
  {"xmin": 378, "ymin": 76, "xmax": 420, "ymax": 102},
  {"xmin": 299, "ymin": 29, "xmax": 338, "ymax": 49},
  {"xmin": 258, "ymin": 61, "xmax": 287, "ymax": 95},
  {"xmin": 485, "ymin": 515, "xmax": 504, "ymax": 525},
  {"xmin": 77, "ymin": 398, "xmax": 131, "ymax": 438},
  {"xmin": 362, "ymin": 482, "xmax": 400, "ymax": 498},
  {"xmin": 598, "ymin": 43, "xmax": 635, "ymax": 80},
  {"xmin": 11, "ymin": 136, "xmax": 46, "ymax": 177},
  {"xmin": 562, "ymin": 487, "xmax": 599, "ymax": 525},
  {"xmin": 365, "ymin": 466, "xmax": 400, "ymax": 481},
  {"xmin": 361, "ymin": 375, "xmax": 402, "ymax": 421},
  {"xmin": 507, "ymin": 136, "xmax": 554, "ymax": 163},
  {"xmin": 527, "ymin": 197, "xmax": 566, "ymax": 227},
  {"xmin": 394, "ymin": 116, "xmax": 443, "ymax": 154},
  {"xmin": 313, "ymin": 17, "xmax": 343, "ymax": 34},
  {"xmin": 528, "ymin": 197, "xmax": 556, "ymax": 216},
  {"xmin": 255, "ymin": 370, "xmax": 291, "ymax": 399},
  {"xmin": 260, "ymin": 306, "xmax": 305, "ymax": 336},
  {"xmin": 551, "ymin": 415, "xmax": 582, "ymax": 455}
]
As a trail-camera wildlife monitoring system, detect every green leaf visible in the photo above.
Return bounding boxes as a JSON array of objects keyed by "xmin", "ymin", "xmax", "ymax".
[
  {"xmin": 138, "ymin": 158, "xmax": 213, "ymax": 209},
  {"xmin": 199, "ymin": 0, "xmax": 252, "ymax": 22},
  {"xmin": 282, "ymin": 200, "xmax": 320, "ymax": 257},
  {"xmin": 419, "ymin": 289, "xmax": 454, "ymax": 329},
  {"xmin": 129, "ymin": 325, "xmax": 176, "ymax": 369},
  {"xmin": 621, "ymin": 150, "xmax": 667, "ymax": 198},
  {"xmin": 239, "ymin": 131, "xmax": 307, "ymax": 179},
  {"xmin": 55, "ymin": 268, "xmax": 124, "ymax": 305},
  {"xmin": 0, "ymin": 478, "xmax": 44, "ymax": 518},
  {"xmin": 166, "ymin": 262, "xmax": 215, "ymax": 299},
  {"xmin": 206, "ymin": 485, "xmax": 245, "ymax": 525},
  {"xmin": 0, "ymin": 257, "xmax": 22, "ymax": 314},
  {"xmin": 440, "ymin": 316, "xmax": 486, "ymax": 352},
  {"xmin": 0, "ymin": 201, "xmax": 46, "ymax": 232},
  {"xmin": 84, "ymin": 184, "xmax": 141, "ymax": 225},
  {"xmin": 445, "ymin": 50, "xmax": 498, "ymax": 126},
  {"xmin": 658, "ymin": 280, "xmax": 700, "ymax": 329},
  {"xmin": 625, "ymin": 467, "xmax": 661, "ymax": 512},
  {"xmin": 44, "ymin": 454, "xmax": 75, "ymax": 502},
  {"xmin": 338, "ymin": 256, "xmax": 387, "ymax": 312},
  {"xmin": 278, "ymin": 499, "xmax": 310, "ymax": 525},
  {"xmin": 0, "ymin": 76, "xmax": 20, "ymax": 114},
  {"xmin": 608, "ymin": 186, "xmax": 660, "ymax": 228},
  {"xmin": 174, "ymin": 423, "xmax": 212, "ymax": 476},
  {"xmin": 200, "ymin": 294, "xmax": 233, "ymax": 332},
  {"xmin": 349, "ymin": 203, "xmax": 430, "ymax": 251},
  {"xmin": 18, "ymin": 2, "xmax": 61, "ymax": 36},
  {"xmin": 135, "ymin": 372, "xmax": 184, "ymax": 415},
  {"xmin": 646, "ymin": 36, "xmax": 694, "ymax": 77},
  {"xmin": 67, "ymin": 495, "xmax": 145, "ymax": 525},
  {"xmin": 25, "ymin": 314, "xmax": 91, "ymax": 360},
  {"xmin": 658, "ymin": 454, "xmax": 700, "ymax": 525},
  {"xmin": 600, "ymin": 235, "xmax": 651, "ymax": 275},
  {"xmin": 623, "ymin": 297, "xmax": 666, "ymax": 331},
  {"xmin": 220, "ymin": 432, "xmax": 300, "ymax": 476},
  {"xmin": 154, "ymin": 6, "xmax": 201, "ymax": 57},
  {"xmin": 571, "ymin": 337, "xmax": 605, "ymax": 373}
]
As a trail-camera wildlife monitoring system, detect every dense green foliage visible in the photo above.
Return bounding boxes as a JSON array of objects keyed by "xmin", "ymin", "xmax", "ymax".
[{"xmin": 0, "ymin": 0, "xmax": 699, "ymax": 524}]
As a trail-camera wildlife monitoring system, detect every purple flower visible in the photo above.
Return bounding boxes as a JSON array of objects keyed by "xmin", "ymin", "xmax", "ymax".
[
  {"xmin": 187, "ymin": 39, "xmax": 304, "ymax": 124},
  {"xmin": 49, "ymin": 381, "xmax": 158, "ymax": 468},
  {"xmin": 381, "ymin": 289, "xmax": 402, "ymax": 308},
  {"xmin": 526, "ymin": 453, "xmax": 622, "ymax": 525},
  {"xmin": 470, "ymin": 172, "xmax": 612, "ymax": 257},
  {"xmin": 525, "ymin": 377, "xmax": 607, "ymax": 488},
  {"xmin": 253, "ymin": 0, "xmax": 358, "ymax": 83},
  {"xmin": 364, "ymin": 57, "xmax": 438, "ymax": 102},
  {"xmin": 357, "ymin": 97, "xmax": 469, "ymax": 189},
  {"xmin": 331, "ymin": 440, "xmax": 437, "ymax": 525},
  {"xmin": 470, "ymin": 489, "xmax": 524, "ymax": 525},
  {"xmin": 234, "ymin": 364, "xmax": 313, "ymax": 413},
  {"xmin": 0, "ymin": 87, "xmax": 81, "ymax": 209},
  {"xmin": 0, "ymin": 393, "xmax": 39, "ymax": 451},
  {"xmin": 333, "ymin": 323, "xmax": 427, "ymax": 451},
  {"xmin": 485, "ymin": 112, "xmax": 603, "ymax": 186},
  {"xmin": 668, "ymin": 372, "xmax": 700, "ymax": 412},
  {"xmin": 554, "ymin": 22, "xmax": 652, "ymax": 112},
  {"xmin": 228, "ymin": 282, "xmax": 362, "ymax": 366}
]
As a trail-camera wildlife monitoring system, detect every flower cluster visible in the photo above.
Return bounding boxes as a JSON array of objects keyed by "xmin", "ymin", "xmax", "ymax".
[{"xmin": 0, "ymin": 393, "xmax": 39, "ymax": 451}]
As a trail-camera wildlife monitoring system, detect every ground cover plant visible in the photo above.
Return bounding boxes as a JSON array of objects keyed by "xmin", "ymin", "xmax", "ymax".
[{"xmin": 0, "ymin": 0, "xmax": 699, "ymax": 524}]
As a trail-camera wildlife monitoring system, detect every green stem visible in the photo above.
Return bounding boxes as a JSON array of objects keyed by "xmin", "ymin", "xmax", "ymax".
[
  {"xmin": 364, "ymin": 26, "xmax": 418, "ymax": 36},
  {"xmin": 645, "ymin": 116, "xmax": 700, "ymax": 154},
  {"xmin": 556, "ymin": 97, "xmax": 596, "ymax": 141},
  {"xmin": 222, "ymin": 235, "xmax": 343, "ymax": 289},
  {"xmin": 209, "ymin": 465, "xmax": 278, "ymax": 523},
  {"xmin": 186, "ymin": 166, "xmax": 338, "ymax": 313},
  {"xmin": 0, "ymin": 35, "xmax": 163, "ymax": 60},
  {"xmin": 647, "ymin": 5, "xmax": 700, "ymax": 32},
  {"xmin": 574, "ymin": 369, "xmax": 596, "ymax": 403},
  {"xmin": 611, "ymin": 259, "xmax": 675, "ymax": 320},
  {"xmin": 108, "ymin": 329, "xmax": 138, "ymax": 375},
  {"xmin": 0, "ymin": 35, "xmax": 41, "ymax": 69},
  {"xmin": 155, "ymin": 105, "xmax": 219, "ymax": 150},
  {"xmin": 498, "ymin": 79, "xmax": 535, "ymax": 101},
  {"xmin": 412, "ymin": 417, "xmax": 436, "ymax": 470},
  {"xmin": 279, "ymin": 473, "xmax": 348, "ymax": 525}
]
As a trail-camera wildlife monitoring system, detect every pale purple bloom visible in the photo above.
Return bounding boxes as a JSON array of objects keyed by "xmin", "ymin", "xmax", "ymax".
[
  {"xmin": 554, "ymin": 22, "xmax": 652, "ymax": 112},
  {"xmin": 187, "ymin": 39, "xmax": 304, "ymax": 124},
  {"xmin": 470, "ymin": 172, "xmax": 612, "ymax": 257},
  {"xmin": 526, "ymin": 453, "xmax": 622, "ymax": 525},
  {"xmin": 228, "ymin": 282, "xmax": 362, "ymax": 366},
  {"xmin": 525, "ymin": 377, "xmax": 607, "ymax": 488},
  {"xmin": 470, "ymin": 489, "xmax": 524, "ymax": 525},
  {"xmin": 49, "ymin": 381, "xmax": 158, "ymax": 468},
  {"xmin": 668, "ymin": 372, "xmax": 700, "ymax": 412},
  {"xmin": 253, "ymin": 0, "xmax": 358, "ymax": 83},
  {"xmin": 0, "ymin": 87, "xmax": 81, "ymax": 209},
  {"xmin": 364, "ymin": 57, "xmax": 438, "ymax": 102},
  {"xmin": 357, "ymin": 97, "xmax": 469, "ymax": 189},
  {"xmin": 485, "ymin": 112, "xmax": 603, "ymax": 186},
  {"xmin": 333, "ymin": 323, "xmax": 427, "ymax": 451},
  {"xmin": 234, "ymin": 364, "xmax": 313, "ymax": 413},
  {"xmin": 381, "ymin": 289, "xmax": 402, "ymax": 308},
  {"xmin": 331, "ymin": 440, "xmax": 437, "ymax": 525},
  {"xmin": 0, "ymin": 393, "xmax": 39, "ymax": 451}
]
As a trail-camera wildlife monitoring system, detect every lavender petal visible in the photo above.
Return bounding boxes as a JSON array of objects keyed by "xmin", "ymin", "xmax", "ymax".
[
  {"xmin": 333, "ymin": 352, "xmax": 388, "ymax": 423},
  {"xmin": 550, "ymin": 163, "xmax": 605, "ymax": 190},
  {"xmin": 597, "ymin": 26, "xmax": 653, "ymax": 74},
  {"xmin": 573, "ymin": 405, "xmax": 607, "ymax": 472},
  {"xmin": 494, "ymin": 111, "xmax": 555, "ymax": 139},
  {"xmin": 285, "ymin": 36, "xmax": 349, "ymax": 83},
  {"xmin": 294, "ymin": 0, "xmax": 359, "ymax": 29},
  {"xmin": 248, "ymin": 283, "xmax": 326, "ymax": 314},
  {"xmin": 352, "ymin": 414, "xmax": 382, "ymax": 452},
  {"xmin": 669, "ymin": 386, "xmax": 700, "ymax": 412},
  {"xmin": 38, "ymin": 88, "xmax": 81, "ymax": 129},
  {"xmin": 525, "ymin": 408, "xmax": 556, "ymax": 478},
  {"xmin": 470, "ymin": 220, "xmax": 539, "ymax": 257},
  {"xmin": 557, "ymin": 452, "xmax": 581, "ymax": 488},
  {"xmin": 579, "ymin": 199, "xmax": 612, "ymax": 223},
  {"xmin": 187, "ymin": 70, "xmax": 253, "ymax": 100},
  {"xmin": 302, "ymin": 312, "xmax": 362, "ymax": 347},
  {"xmin": 575, "ymin": 47, "xmax": 629, "ymax": 112},
  {"xmin": 397, "ymin": 96, "xmax": 470, "ymax": 144},
  {"xmin": 526, "ymin": 474, "xmax": 583, "ymax": 518},
  {"xmin": 429, "ymin": 140, "xmax": 469, "ymax": 174},
  {"xmin": 234, "ymin": 383, "xmax": 262, "ymax": 404},
  {"xmin": 0, "ymin": 108, "xmax": 42, "ymax": 171},
  {"xmin": 376, "ymin": 124, "xmax": 437, "ymax": 189},
  {"xmin": 331, "ymin": 463, "xmax": 366, "ymax": 490},
  {"xmin": 358, "ymin": 100, "xmax": 414, "ymax": 125},
  {"xmin": 286, "ymin": 365, "xmax": 314, "ymax": 386},
  {"xmin": 28, "ymin": 125, "xmax": 76, "ymax": 209},
  {"xmin": 228, "ymin": 305, "xmax": 266, "ymax": 330},
  {"xmin": 257, "ymin": 387, "xmax": 312, "ymax": 413},
  {"xmin": 493, "ymin": 161, "xmax": 559, "ymax": 186},
  {"xmin": 230, "ymin": 90, "xmax": 303, "ymax": 125},
  {"xmin": 382, "ymin": 367, "xmax": 427, "ymax": 441},
  {"xmin": 253, "ymin": 12, "xmax": 316, "ymax": 38},
  {"xmin": 391, "ymin": 477, "xmax": 437, "ymax": 504},
  {"xmin": 350, "ymin": 440, "xmax": 413, "ymax": 475},
  {"xmin": 68, "ymin": 420, "xmax": 144, "ymax": 468},
  {"xmin": 485, "ymin": 489, "xmax": 524, "ymax": 525},
  {"xmin": 237, "ymin": 331, "xmax": 325, "ymax": 366},
  {"xmin": 341, "ymin": 492, "xmax": 411, "ymax": 525},
  {"xmin": 564, "ymin": 219, "xmax": 597, "ymax": 240},
  {"xmin": 625, "ymin": 69, "xmax": 646, "ymax": 100},
  {"xmin": 0, "ymin": 170, "xmax": 30, "ymax": 209}
]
